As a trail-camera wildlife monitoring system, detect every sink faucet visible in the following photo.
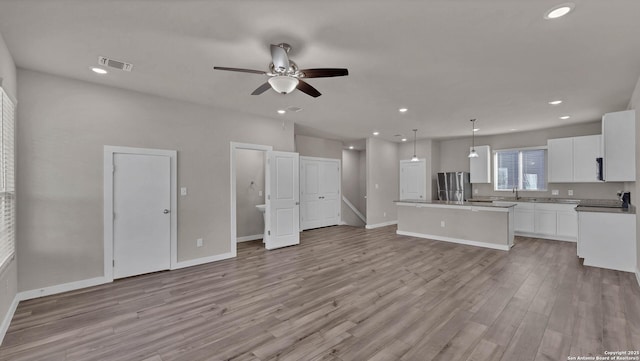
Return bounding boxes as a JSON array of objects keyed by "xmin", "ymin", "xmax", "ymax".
[{"xmin": 513, "ymin": 187, "xmax": 519, "ymax": 200}]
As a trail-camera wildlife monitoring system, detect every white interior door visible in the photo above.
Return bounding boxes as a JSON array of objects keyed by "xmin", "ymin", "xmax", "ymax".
[
  {"xmin": 300, "ymin": 160, "xmax": 323, "ymax": 230},
  {"xmin": 320, "ymin": 161, "xmax": 340, "ymax": 225},
  {"xmin": 265, "ymin": 151, "xmax": 300, "ymax": 250},
  {"xmin": 400, "ymin": 159, "xmax": 426, "ymax": 200},
  {"xmin": 113, "ymin": 153, "xmax": 171, "ymax": 278}
]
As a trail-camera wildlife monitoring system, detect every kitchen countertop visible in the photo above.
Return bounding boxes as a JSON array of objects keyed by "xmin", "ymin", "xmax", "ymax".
[
  {"xmin": 575, "ymin": 205, "xmax": 636, "ymax": 214},
  {"xmin": 395, "ymin": 199, "xmax": 516, "ymax": 209}
]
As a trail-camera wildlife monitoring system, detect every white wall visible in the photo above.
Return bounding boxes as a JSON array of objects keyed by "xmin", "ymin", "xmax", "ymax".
[
  {"xmin": 629, "ymin": 74, "xmax": 640, "ymax": 279},
  {"xmin": 0, "ymin": 30, "xmax": 17, "ymax": 343},
  {"xmin": 366, "ymin": 138, "xmax": 398, "ymax": 226},
  {"xmin": 236, "ymin": 149, "xmax": 265, "ymax": 239},
  {"xmin": 437, "ymin": 121, "xmax": 625, "ymax": 200},
  {"xmin": 16, "ymin": 69, "xmax": 294, "ymax": 292}
]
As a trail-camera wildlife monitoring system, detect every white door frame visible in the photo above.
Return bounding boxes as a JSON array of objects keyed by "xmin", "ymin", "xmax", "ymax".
[
  {"xmin": 103, "ymin": 146, "xmax": 178, "ymax": 282},
  {"xmin": 230, "ymin": 142, "xmax": 273, "ymax": 255}
]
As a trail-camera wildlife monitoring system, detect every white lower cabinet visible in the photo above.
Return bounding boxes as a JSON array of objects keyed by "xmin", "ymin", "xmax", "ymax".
[
  {"xmin": 493, "ymin": 201, "xmax": 577, "ymax": 241},
  {"xmin": 578, "ymin": 211, "xmax": 636, "ymax": 272}
]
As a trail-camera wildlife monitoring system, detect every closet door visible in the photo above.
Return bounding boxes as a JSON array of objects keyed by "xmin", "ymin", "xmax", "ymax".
[{"xmin": 300, "ymin": 157, "xmax": 341, "ymax": 230}]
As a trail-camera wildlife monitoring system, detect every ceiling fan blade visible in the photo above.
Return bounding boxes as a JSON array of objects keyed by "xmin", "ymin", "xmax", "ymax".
[
  {"xmin": 213, "ymin": 66, "xmax": 266, "ymax": 75},
  {"xmin": 299, "ymin": 68, "xmax": 349, "ymax": 78},
  {"xmin": 296, "ymin": 79, "xmax": 322, "ymax": 98},
  {"xmin": 270, "ymin": 44, "xmax": 290, "ymax": 72},
  {"xmin": 251, "ymin": 82, "xmax": 272, "ymax": 95}
]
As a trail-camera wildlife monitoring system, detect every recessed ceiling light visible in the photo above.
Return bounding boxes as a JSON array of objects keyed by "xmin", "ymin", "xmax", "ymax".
[
  {"xmin": 277, "ymin": 109, "xmax": 286, "ymax": 114},
  {"xmin": 473, "ymin": 128, "xmax": 480, "ymax": 132},
  {"xmin": 91, "ymin": 67, "xmax": 108, "ymax": 74},
  {"xmin": 349, "ymin": 146, "xmax": 354, "ymax": 149},
  {"xmin": 545, "ymin": 3, "xmax": 574, "ymax": 19},
  {"xmin": 560, "ymin": 115, "xmax": 571, "ymax": 120},
  {"xmin": 399, "ymin": 108, "xmax": 408, "ymax": 113},
  {"xmin": 510, "ymin": 129, "xmax": 518, "ymax": 131},
  {"xmin": 373, "ymin": 131, "xmax": 380, "ymax": 136},
  {"xmin": 548, "ymin": 100, "xmax": 563, "ymax": 105},
  {"xmin": 401, "ymin": 138, "xmax": 407, "ymax": 142}
]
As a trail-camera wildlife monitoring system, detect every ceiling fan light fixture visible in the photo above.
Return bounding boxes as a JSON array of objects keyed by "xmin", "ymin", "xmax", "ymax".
[{"xmin": 268, "ymin": 76, "xmax": 299, "ymax": 94}]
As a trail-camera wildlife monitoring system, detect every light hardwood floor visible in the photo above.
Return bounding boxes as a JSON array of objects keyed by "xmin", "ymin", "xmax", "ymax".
[{"xmin": 1, "ymin": 225, "xmax": 639, "ymax": 361}]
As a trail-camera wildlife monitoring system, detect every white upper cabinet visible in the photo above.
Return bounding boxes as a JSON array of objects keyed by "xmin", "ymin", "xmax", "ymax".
[
  {"xmin": 548, "ymin": 134, "xmax": 602, "ymax": 183},
  {"xmin": 469, "ymin": 145, "xmax": 491, "ymax": 184},
  {"xmin": 602, "ymin": 110, "xmax": 636, "ymax": 182},
  {"xmin": 572, "ymin": 135, "xmax": 601, "ymax": 182},
  {"xmin": 548, "ymin": 138, "xmax": 573, "ymax": 183}
]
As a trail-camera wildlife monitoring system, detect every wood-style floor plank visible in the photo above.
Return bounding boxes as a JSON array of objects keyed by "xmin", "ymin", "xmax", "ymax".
[{"xmin": 0, "ymin": 225, "xmax": 638, "ymax": 361}]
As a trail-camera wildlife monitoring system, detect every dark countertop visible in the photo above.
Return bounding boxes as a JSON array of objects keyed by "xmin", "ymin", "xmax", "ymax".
[
  {"xmin": 395, "ymin": 199, "xmax": 515, "ymax": 208},
  {"xmin": 575, "ymin": 205, "xmax": 636, "ymax": 215}
]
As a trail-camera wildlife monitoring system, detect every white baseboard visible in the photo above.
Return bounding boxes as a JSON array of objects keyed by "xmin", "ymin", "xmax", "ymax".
[
  {"xmin": 0, "ymin": 294, "xmax": 19, "ymax": 346},
  {"xmin": 236, "ymin": 234, "xmax": 263, "ymax": 243},
  {"xmin": 397, "ymin": 230, "xmax": 510, "ymax": 251},
  {"xmin": 172, "ymin": 251, "xmax": 234, "ymax": 270},
  {"xmin": 18, "ymin": 276, "xmax": 111, "ymax": 302},
  {"xmin": 365, "ymin": 220, "xmax": 398, "ymax": 229}
]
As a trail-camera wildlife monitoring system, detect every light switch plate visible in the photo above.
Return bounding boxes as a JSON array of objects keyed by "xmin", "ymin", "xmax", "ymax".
[
  {"xmin": 181, "ymin": 187, "xmax": 188, "ymax": 196},
  {"xmin": 551, "ymin": 190, "xmax": 559, "ymax": 195},
  {"xmin": 568, "ymin": 190, "xmax": 574, "ymax": 196},
  {"xmin": 196, "ymin": 238, "xmax": 203, "ymax": 247}
]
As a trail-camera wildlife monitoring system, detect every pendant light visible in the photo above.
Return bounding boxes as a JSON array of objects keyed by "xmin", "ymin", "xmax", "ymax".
[
  {"xmin": 468, "ymin": 119, "xmax": 479, "ymax": 158},
  {"xmin": 410, "ymin": 129, "xmax": 419, "ymax": 162}
]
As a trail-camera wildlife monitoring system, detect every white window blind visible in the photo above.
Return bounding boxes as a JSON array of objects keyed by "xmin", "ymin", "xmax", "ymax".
[{"xmin": 0, "ymin": 87, "xmax": 15, "ymax": 271}]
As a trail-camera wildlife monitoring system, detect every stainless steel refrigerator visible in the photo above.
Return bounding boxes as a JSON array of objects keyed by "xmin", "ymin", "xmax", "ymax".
[{"xmin": 437, "ymin": 172, "xmax": 471, "ymax": 201}]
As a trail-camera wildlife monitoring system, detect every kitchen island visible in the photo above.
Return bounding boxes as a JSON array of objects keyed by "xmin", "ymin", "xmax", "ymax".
[{"xmin": 395, "ymin": 200, "xmax": 515, "ymax": 251}]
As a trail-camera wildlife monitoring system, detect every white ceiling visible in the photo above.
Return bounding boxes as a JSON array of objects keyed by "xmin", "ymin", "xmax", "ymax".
[{"xmin": 1, "ymin": 0, "xmax": 640, "ymax": 145}]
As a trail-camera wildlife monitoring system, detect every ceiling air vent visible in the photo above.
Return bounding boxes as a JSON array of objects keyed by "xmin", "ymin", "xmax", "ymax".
[
  {"xmin": 285, "ymin": 106, "xmax": 303, "ymax": 113},
  {"xmin": 98, "ymin": 56, "xmax": 133, "ymax": 72}
]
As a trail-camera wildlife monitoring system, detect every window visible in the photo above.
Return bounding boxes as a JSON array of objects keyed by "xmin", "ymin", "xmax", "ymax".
[
  {"xmin": 0, "ymin": 87, "xmax": 15, "ymax": 271},
  {"xmin": 494, "ymin": 148, "xmax": 546, "ymax": 191}
]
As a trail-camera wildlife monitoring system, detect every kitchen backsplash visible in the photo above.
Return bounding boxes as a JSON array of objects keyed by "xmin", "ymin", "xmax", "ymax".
[{"xmin": 469, "ymin": 181, "xmax": 629, "ymax": 201}]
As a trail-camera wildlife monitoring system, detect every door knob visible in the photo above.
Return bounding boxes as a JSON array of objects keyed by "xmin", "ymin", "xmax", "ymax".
[{"xmin": 163, "ymin": 209, "xmax": 170, "ymax": 214}]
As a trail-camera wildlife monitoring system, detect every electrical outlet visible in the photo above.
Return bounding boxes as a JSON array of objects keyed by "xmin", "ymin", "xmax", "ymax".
[
  {"xmin": 180, "ymin": 187, "xmax": 187, "ymax": 196},
  {"xmin": 375, "ymin": 183, "xmax": 379, "ymax": 189},
  {"xmin": 551, "ymin": 190, "xmax": 559, "ymax": 196},
  {"xmin": 568, "ymin": 190, "xmax": 574, "ymax": 196},
  {"xmin": 440, "ymin": 221, "xmax": 445, "ymax": 228},
  {"xmin": 383, "ymin": 211, "xmax": 387, "ymax": 217},
  {"xmin": 474, "ymin": 189, "xmax": 479, "ymax": 194},
  {"xmin": 196, "ymin": 238, "xmax": 203, "ymax": 247}
]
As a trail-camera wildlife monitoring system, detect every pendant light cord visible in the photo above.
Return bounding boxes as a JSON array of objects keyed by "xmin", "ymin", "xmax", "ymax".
[{"xmin": 413, "ymin": 129, "xmax": 417, "ymax": 157}]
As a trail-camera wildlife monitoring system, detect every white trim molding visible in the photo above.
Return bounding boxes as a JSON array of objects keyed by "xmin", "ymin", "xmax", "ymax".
[
  {"xmin": 365, "ymin": 220, "xmax": 398, "ymax": 229},
  {"xmin": 0, "ymin": 294, "xmax": 19, "ymax": 346},
  {"xmin": 104, "ymin": 146, "xmax": 178, "ymax": 281},
  {"xmin": 635, "ymin": 267, "xmax": 640, "ymax": 288},
  {"xmin": 173, "ymin": 252, "xmax": 234, "ymax": 270},
  {"xmin": 396, "ymin": 230, "xmax": 510, "ymax": 251},
  {"xmin": 18, "ymin": 276, "xmax": 110, "ymax": 302},
  {"xmin": 236, "ymin": 234, "xmax": 263, "ymax": 243}
]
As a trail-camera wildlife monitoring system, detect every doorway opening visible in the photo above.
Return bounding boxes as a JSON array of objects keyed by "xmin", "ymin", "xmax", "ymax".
[{"xmin": 230, "ymin": 142, "xmax": 272, "ymax": 255}]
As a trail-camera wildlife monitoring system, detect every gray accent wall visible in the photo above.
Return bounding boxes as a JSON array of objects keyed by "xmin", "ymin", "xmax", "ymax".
[
  {"xmin": 16, "ymin": 69, "xmax": 294, "ymax": 292},
  {"xmin": 366, "ymin": 137, "xmax": 398, "ymax": 226},
  {"xmin": 295, "ymin": 134, "xmax": 342, "ymax": 160},
  {"xmin": 236, "ymin": 149, "xmax": 265, "ymax": 239},
  {"xmin": 0, "ymin": 30, "xmax": 17, "ymax": 337},
  {"xmin": 341, "ymin": 149, "xmax": 365, "ymax": 227},
  {"xmin": 436, "ymin": 122, "xmax": 626, "ymax": 200}
]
